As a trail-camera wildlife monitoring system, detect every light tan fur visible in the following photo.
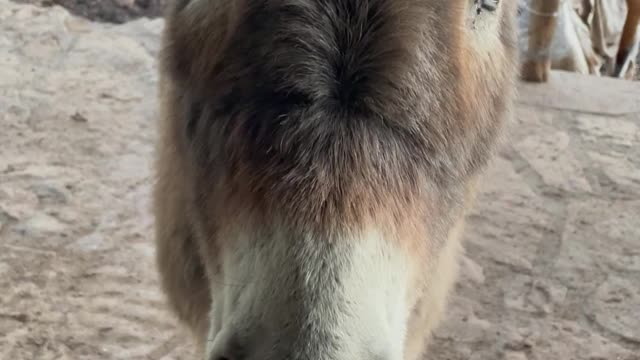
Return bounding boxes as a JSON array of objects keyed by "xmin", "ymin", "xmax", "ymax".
[{"xmin": 154, "ymin": 75, "xmax": 211, "ymax": 348}]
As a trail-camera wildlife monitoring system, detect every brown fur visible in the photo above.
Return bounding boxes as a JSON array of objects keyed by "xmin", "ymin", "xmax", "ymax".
[{"xmin": 154, "ymin": 0, "xmax": 518, "ymax": 358}]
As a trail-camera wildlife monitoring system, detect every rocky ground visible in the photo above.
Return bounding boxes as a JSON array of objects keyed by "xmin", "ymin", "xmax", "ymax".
[
  {"xmin": 1, "ymin": 1, "xmax": 640, "ymax": 359},
  {"xmin": 12, "ymin": 0, "xmax": 166, "ymax": 23}
]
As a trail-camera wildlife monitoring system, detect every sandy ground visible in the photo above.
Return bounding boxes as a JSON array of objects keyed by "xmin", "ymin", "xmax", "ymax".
[
  {"xmin": 12, "ymin": 0, "xmax": 166, "ymax": 23},
  {"xmin": 1, "ymin": 1, "xmax": 640, "ymax": 360}
]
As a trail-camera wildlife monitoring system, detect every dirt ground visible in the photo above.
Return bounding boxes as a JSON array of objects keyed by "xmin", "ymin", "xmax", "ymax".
[
  {"xmin": 1, "ymin": 1, "xmax": 640, "ymax": 360},
  {"xmin": 12, "ymin": 0, "xmax": 166, "ymax": 23}
]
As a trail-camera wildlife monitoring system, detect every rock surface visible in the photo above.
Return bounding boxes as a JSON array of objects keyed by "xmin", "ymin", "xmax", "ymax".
[
  {"xmin": 1, "ymin": 1, "xmax": 639, "ymax": 359},
  {"xmin": 12, "ymin": 0, "xmax": 166, "ymax": 23}
]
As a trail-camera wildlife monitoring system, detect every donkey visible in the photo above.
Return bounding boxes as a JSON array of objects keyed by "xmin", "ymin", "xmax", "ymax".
[{"xmin": 153, "ymin": 0, "xmax": 518, "ymax": 359}]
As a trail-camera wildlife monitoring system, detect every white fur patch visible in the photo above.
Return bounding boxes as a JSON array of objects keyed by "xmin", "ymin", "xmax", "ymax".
[{"xmin": 205, "ymin": 225, "xmax": 412, "ymax": 360}]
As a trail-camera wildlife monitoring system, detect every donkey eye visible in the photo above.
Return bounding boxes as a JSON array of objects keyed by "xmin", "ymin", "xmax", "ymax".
[
  {"xmin": 474, "ymin": 0, "xmax": 499, "ymax": 14},
  {"xmin": 481, "ymin": 0, "xmax": 499, "ymax": 12},
  {"xmin": 471, "ymin": 0, "xmax": 499, "ymax": 29}
]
